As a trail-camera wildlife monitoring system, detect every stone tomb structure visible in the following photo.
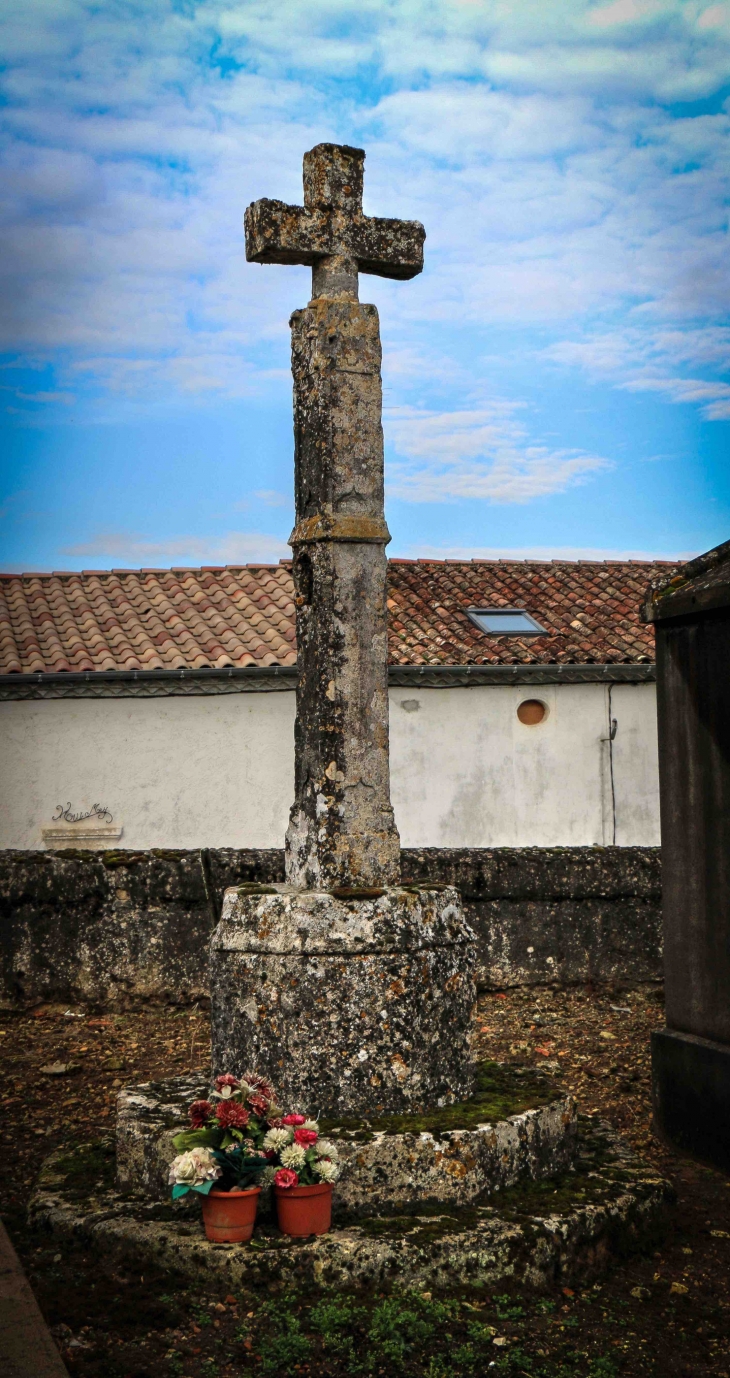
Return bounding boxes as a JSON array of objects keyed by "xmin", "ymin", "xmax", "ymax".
[
  {"xmin": 644, "ymin": 541, "xmax": 730, "ymax": 1170},
  {"xmin": 210, "ymin": 143, "xmax": 475, "ymax": 1117}
]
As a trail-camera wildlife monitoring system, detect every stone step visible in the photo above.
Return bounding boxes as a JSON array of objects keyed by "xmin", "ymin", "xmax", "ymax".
[
  {"xmin": 115, "ymin": 1063, "xmax": 577, "ymax": 1214},
  {"xmin": 28, "ymin": 1121, "xmax": 674, "ymax": 1293}
]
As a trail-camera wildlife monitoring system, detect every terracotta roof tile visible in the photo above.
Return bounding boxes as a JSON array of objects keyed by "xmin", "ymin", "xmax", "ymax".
[{"xmin": 0, "ymin": 560, "xmax": 678, "ymax": 675}]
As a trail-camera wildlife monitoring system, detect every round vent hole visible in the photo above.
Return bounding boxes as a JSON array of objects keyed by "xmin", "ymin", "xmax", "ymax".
[{"xmin": 517, "ymin": 699, "xmax": 547, "ymax": 726}]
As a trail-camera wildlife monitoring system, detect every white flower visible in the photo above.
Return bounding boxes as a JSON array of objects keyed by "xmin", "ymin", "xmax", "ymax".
[
  {"xmin": 314, "ymin": 1158, "xmax": 340, "ymax": 1183},
  {"xmin": 263, "ymin": 1128, "xmax": 292, "ymax": 1152},
  {"xmin": 302, "ymin": 1119, "xmax": 319, "ymax": 1133},
  {"xmin": 260, "ymin": 1165, "xmax": 276, "ymax": 1187},
  {"xmin": 279, "ymin": 1143, "xmax": 307, "ymax": 1169},
  {"xmin": 314, "ymin": 1139, "xmax": 339, "ymax": 1162},
  {"xmin": 168, "ymin": 1147, "xmax": 221, "ymax": 1188}
]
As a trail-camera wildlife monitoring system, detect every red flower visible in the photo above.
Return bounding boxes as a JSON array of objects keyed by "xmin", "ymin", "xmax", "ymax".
[
  {"xmin": 281, "ymin": 1114, "xmax": 307, "ymax": 1126},
  {"xmin": 293, "ymin": 1128, "xmax": 318, "ymax": 1147},
  {"xmin": 189, "ymin": 1100, "xmax": 213, "ymax": 1129},
  {"xmin": 244, "ymin": 1072, "xmax": 275, "ymax": 1100},
  {"xmin": 214, "ymin": 1073, "xmax": 240, "ymax": 1095},
  {"xmin": 247, "ymin": 1094, "xmax": 270, "ymax": 1118},
  {"xmin": 274, "ymin": 1168, "xmax": 299, "ymax": 1189},
  {"xmin": 216, "ymin": 1101, "xmax": 250, "ymax": 1129}
]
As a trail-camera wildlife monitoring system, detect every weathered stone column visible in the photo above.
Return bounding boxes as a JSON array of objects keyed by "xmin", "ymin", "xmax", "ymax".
[
  {"xmin": 210, "ymin": 144, "xmax": 477, "ymax": 1116},
  {"xmin": 286, "ymin": 298, "xmax": 399, "ymax": 890}
]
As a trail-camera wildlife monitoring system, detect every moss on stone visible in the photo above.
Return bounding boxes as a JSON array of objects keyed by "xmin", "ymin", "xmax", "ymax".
[
  {"xmin": 41, "ymin": 1140, "xmax": 116, "ymax": 1200},
  {"xmin": 101, "ymin": 852, "xmax": 146, "ymax": 869},
  {"xmin": 358, "ymin": 1206, "xmax": 481, "ymax": 1242},
  {"xmin": 320, "ymin": 1060, "xmax": 557, "ymax": 1142}
]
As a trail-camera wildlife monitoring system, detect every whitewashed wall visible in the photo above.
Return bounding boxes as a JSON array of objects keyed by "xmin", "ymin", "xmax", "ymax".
[{"xmin": 0, "ymin": 681, "xmax": 660, "ymax": 850}]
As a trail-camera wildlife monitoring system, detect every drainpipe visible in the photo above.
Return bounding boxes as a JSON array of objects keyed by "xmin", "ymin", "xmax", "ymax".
[{"xmin": 600, "ymin": 684, "xmax": 618, "ymax": 845}]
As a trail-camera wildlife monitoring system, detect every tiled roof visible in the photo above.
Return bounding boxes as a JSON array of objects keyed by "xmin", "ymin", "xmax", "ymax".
[{"xmin": 0, "ymin": 560, "xmax": 678, "ymax": 675}]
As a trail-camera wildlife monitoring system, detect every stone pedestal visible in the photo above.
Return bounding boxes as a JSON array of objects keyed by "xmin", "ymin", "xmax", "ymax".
[
  {"xmin": 652, "ymin": 1028, "xmax": 730, "ymax": 1171},
  {"xmin": 210, "ymin": 884, "xmax": 476, "ymax": 1117}
]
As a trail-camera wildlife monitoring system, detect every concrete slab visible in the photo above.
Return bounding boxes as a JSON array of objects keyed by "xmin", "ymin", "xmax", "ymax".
[{"xmin": 0, "ymin": 1220, "xmax": 68, "ymax": 1378}]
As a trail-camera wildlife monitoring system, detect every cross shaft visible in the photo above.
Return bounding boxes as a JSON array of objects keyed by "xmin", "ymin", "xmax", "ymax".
[
  {"xmin": 245, "ymin": 144, "xmax": 425, "ymax": 888},
  {"xmin": 245, "ymin": 143, "xmax": 425, "ymax": 300}
]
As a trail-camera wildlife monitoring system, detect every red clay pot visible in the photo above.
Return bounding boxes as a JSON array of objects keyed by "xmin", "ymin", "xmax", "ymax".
[
  {"xmin": 201, "ymin": 1187, "xmax": 261, "ymax": 1243},
  {"xmin": 274, "ymin": 1182, "xmax": 333, "ymax": 1237}
]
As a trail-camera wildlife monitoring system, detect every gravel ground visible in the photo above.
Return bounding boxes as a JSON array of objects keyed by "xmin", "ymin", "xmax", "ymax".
[{"xmin": 1, "ymin": 986, "xmax": 730, "ymax": 1377}]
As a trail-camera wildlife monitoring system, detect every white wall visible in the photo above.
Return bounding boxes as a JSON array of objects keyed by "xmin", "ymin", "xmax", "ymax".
[
  {"xmin": 389, "ymin": 681, "xmax": 660, "ymax": 848},
  {"xmin": 0, "ymin": 681, "xmax": 660, "ymax": 851},
  {"xmin": 0, "ymin": 693, "xmax": 295, "ymax": 850}
]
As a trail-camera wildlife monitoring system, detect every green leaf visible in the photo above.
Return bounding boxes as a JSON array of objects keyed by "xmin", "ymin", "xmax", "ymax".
[
  {"xmin": 171, "ymin": 1183, "xmax": 190, "ymax": 1199},
  {"xmin": 192, "ymin": 1180, "xmax": 215, "ymax": 1195},
  {"xmin": 172, "ymin": 1128, "xmax": 220, "ymax": 1152}
]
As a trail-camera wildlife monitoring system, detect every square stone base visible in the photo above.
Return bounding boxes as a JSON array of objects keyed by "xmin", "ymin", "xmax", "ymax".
[
  {"xmin": 210, "ymin": 884, "xmax": 476, "ymax": 1117},
  {"xmin": 652, "ymin": 1027, "xmax": 730, "ymax": 1171}
]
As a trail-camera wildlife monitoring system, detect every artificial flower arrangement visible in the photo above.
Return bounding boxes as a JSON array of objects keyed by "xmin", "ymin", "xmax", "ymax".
[
  {"xmin": 168, "ymin": 1073, "xmax": 280, "ymax": 1242},
  {"xmin": 167, "ymin": 1073, "xmax": 340, "ymax": 1240},
  {"xmin": 263, "ymin": 1112, "xmax": 342, "ymax": 1237}
]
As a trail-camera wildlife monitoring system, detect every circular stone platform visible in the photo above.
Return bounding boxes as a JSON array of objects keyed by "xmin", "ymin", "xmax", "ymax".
[
  {"xmin": 116, "ymin": 1062, "xmax": 578, "ymax": 1216},
  {"xmin": 29, "ymin": 1119, "xmax": 674, "ymax": 1293}
]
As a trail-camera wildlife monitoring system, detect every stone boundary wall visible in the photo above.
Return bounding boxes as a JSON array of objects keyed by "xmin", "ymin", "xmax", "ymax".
[{"xmin": 0, "ymin": 846, "xmax": 662, "ymax": 1009}]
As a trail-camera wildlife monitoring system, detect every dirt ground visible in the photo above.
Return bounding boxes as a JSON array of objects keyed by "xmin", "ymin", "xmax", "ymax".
[{"xmin": 2, "ymin": 985, "xmax": 730, "ymax": 1377}]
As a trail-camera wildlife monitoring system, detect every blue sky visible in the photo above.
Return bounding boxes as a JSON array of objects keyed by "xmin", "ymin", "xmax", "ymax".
[{"xmin": 1, "ymin": 0, "xmax": 729, "ymax": 571}]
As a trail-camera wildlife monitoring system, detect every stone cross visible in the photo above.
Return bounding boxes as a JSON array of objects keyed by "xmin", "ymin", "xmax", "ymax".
[
  {"xmin": 245, "ymin": 141, "xmax": 424, "ymax": 302},
  {"xmin": 245, "ymin": 144, "xmax": 425, "ymax": 890}
]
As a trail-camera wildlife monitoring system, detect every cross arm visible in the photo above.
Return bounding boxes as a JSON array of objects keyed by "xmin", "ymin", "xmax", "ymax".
[
  {"xmin": 245, "ymin": 199, "xmax": 328, "ymax": 267},
  {"xmin": 245, "ymin": 198, "xmax": 425, "ymax": 280},
  {"xmin": 348, "ymin": 216, "xmax": 425, "ymax": 281}
]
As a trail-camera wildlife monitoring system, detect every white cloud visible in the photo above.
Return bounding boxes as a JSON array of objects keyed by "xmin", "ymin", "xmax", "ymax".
[
  {"xmin": 589, "ymin": 0, "xmax": 664, "ymax": 30},
  {"xmin": 544, "ymin": 324, "xmax": 730, "ymax": 418},
  {"xmin": 253, "ymin": 490, "xmax": 290, "ymax": 507},
  {"xmin": 623, "ymin": 375, "xmax": 730, "ymax": 418},
  {"xmin": 61, "ymin": 529, "xmax": 290, "ymax": 567},
  {"xmin": 0, "ymin": 0, "xmax": 727, "ymax": 452},
  {"xmin": 386, "ymin": 404, "xmax": 609, "ymax": 502},
  {"xmin": 698, "ymin": 5, "xmax": 730, "ymax": 30}
]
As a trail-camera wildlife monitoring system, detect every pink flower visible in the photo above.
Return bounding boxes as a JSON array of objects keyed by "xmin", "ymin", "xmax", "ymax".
[
  {"xmin": 274, "ymin": 1168, "xmax": 299, "ymax": 1189},
  {"xmin": 215, "ymin": 1101, "xmax": 250, "ymax": 1130},
  {"xmin": 281, "ymin": 1114, "xmax": 307, "ymax": 1126},
  {"xmin": 293, "ymin": 1128, "xmax": 318, "ymax": 1147},
  {"xmin": 189, "ymin": 1100, "xmax": 213, "ymax": 1129}
]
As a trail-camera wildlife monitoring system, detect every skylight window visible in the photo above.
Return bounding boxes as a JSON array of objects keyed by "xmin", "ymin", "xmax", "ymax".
[{"xmin": 466, "ymin": 608, "xmax": 547, "ymax": 637}]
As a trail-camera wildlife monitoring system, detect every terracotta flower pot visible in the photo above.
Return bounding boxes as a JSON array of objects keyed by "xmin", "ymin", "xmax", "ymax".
[
  {"xmin": 275, "ymin": 1181, "xmax": 333, "ymax": 1237},
  {"xmin": 202, "ymin": 1187, "xmax": 261, "ymax": 1243}
]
